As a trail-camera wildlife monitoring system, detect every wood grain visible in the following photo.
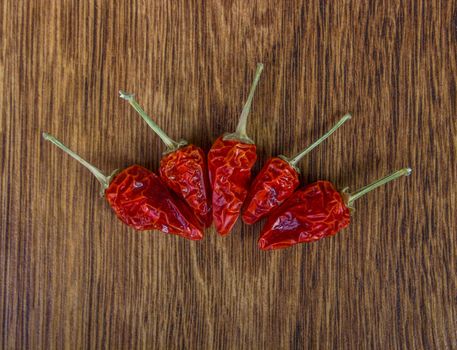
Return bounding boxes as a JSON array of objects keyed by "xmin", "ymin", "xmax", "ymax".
[{"xmin": 1, "ymin": 1, "xmax": 456, "ymax": 348}]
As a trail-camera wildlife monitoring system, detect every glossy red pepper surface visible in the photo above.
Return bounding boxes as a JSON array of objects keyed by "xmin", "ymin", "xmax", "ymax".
[
  {"xmin": 208, "ymin": 137, "xmax": 257, "ymax": 235},
  {"xmin": 159, "ymin": 144, "xmax": 212, "ymax": 227},
  {"xmin": 243, "ymin": 115, "xmax": 352, "ymax": 225},
  {"xmin": 242, "ymin": 157, "xmax": 299, "ymax": 224},
  {"xmin": 105, "ymin": 165, "xmax": 204, "ymax": 240},
  {"xmin": 207, "ymin": 63, "xmax": 264, "ymax": 235},
  {"xmin": 43, "ymin": 133, "xmax": 204, "ymax": 240},
  {"xmin": 258, "ymin": 180, "xmax": 350, "ymax": 250},
  {"xmin": 120, "ymin": 92, "xmax": 212, "ymax": 228}
]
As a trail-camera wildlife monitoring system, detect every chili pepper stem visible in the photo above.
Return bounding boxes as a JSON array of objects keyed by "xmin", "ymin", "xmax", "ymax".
[
  {"xmin": 224, "ymin": 63, "xmax": 264, "ymax": 144},
  {"xmin": 119, "ymin": 91, "xmax": 186, "ymax": 153},
  {"xmin": 347, "ymin": 167, "xmax": 412, "ymax": 206},
  {"xmin": 42, "ymin": 133, "xmax": 115, "ymax": 191},
  {"xmin": 287, "ymin": 114, "xmax": 352, "ymax": 167}
]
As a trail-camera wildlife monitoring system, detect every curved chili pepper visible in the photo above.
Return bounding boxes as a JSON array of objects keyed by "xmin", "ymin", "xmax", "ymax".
[
  {"xmin": 208, "ymin": 63, "xmax": 264, "ymax": 235},
  {"xmin": 119, "ymin": 92, "xmax": 212, "ymax": 227},
  {"xmin": 259, "ymin": 168, "xmax": 412, "ymax": 250},
  {"xmin": 42, "ymin": 133, "xmax": 203, "ymax": 240},
  {"xmin": 242, "ymin": 115, "xmax": 351, "ymax": 224}
]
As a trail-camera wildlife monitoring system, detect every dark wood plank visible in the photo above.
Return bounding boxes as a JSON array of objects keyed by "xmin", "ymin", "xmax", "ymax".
[{"xmin": 1, "ymin": 0, "xmax": 456, "ymax": 348}]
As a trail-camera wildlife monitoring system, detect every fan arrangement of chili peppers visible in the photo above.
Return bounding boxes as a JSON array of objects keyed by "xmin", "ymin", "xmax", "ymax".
[{"xmin": 43, "ymin": 63, "xmax": 412, "ymax": 250}]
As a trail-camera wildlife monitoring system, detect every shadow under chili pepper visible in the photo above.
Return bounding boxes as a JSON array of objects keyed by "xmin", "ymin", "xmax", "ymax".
[
  {"xmin": 238, "ymin": 217, "xmax": 264, "ymax": 242},
  {"xmin": 187, "ymin": 126, "xmax": 213, "ymax": 153},
  {"xmin": 209, "ymin": 102, "xmax": 234, "ymax": 140}
]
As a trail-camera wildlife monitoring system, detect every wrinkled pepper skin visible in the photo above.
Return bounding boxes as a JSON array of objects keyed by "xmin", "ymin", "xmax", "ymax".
[
  {"xmin": 207, "ymin": 136, "xmax": 257, "ymax": 235},
  {"xmin": 258, "ymin": 180, "xmax": 350, "ymax": 250},
  {"xmin": 160, "ymin": 144, "xmax": 212, "ymax": 227},
  {"xmin": 242, "ymin": 157, "xmax": 300, "ymax": 225},
  {"xmin": 105, "ymin": 165, "xmax": 203, "ymax": 240}
]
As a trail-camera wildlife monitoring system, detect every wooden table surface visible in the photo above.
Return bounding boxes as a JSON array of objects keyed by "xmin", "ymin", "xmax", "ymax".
[{"xmin": 2, "ymin": 1, "xmax": 456, "ymax": 349}]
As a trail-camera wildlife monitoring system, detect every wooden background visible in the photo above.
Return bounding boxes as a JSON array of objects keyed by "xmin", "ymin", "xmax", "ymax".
[{"xmin": 1, "ymin": 1, "xmax": 456, "ymax": 349}]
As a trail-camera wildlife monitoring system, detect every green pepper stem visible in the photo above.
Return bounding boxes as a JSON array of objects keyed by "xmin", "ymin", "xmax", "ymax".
[
  {"xmin": 288, "ymin": 114, "xmax": 352, "ymax": 166},
  {"xmin": 42, "ymin": 133, "xmax": 110, "ymax": 189},
  {"xmin": 119, "ymin": 91, "xmax": 183, "ymax": 152},
  {"xmin": 226, "ymin": 63, "xmax": 264, "ymax": 143},
  {"xmin": 348, "ymin": 167, "xmax": 412, "ymax": 205}
]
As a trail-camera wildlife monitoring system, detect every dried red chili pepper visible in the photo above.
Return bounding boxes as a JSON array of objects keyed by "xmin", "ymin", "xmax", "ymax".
[
  {"xmin": 242, "ymin": 114, "xmax": 351, "ymax": 224},
  {"xmin": 258, "ymin": 168, "xmax": 412, "ymax": 250},
  {"xmin": 42, "ymin": 133, "xmax": 203, "ymax": 240},
  {"xmin": 208, "ymin": 63, "xmax": 264, "ymax": 235},
  {"xmin": 119, "ymin": 92, "xmax": 212, "ymax": 227}
]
